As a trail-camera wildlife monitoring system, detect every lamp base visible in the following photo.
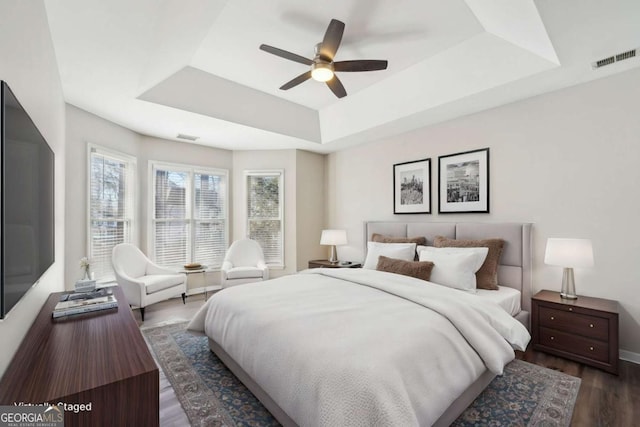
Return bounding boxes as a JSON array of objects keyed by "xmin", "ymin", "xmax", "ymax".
[
  {"xmin": 560, "ymin": 267, "xmax": 578, "ymax": 299},
  {"xmin": 328, "ymin": 245, "xmax": 339, "ymax": 264}
]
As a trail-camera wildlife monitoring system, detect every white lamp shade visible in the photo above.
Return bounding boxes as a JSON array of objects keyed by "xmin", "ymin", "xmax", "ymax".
[
  {"xmin": 320, "ymin": 229, "xmax": 347, "ymax": 246},
  {"xmin": 544, "ymin": 238, "xmax": 594, "ymax": 268}
]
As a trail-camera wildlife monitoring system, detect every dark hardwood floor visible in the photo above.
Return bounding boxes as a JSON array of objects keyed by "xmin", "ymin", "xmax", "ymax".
[{"xmin": 516, "ymin": 348, "xmax": 640, "ymax": 426}]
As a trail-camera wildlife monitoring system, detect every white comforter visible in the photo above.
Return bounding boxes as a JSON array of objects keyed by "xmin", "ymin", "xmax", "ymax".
[{"xmin": 188, "ymin": 268, "xmax": 530, "ymax": 426}]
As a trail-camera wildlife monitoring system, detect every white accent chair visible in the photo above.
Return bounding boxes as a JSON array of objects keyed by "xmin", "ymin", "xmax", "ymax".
[
  {"xmin": 112, "ymin": 243, "xmax": 187, "ymax": 321},
  {"xmin": 221, "ymin": 239, "xmax": 269, "ymax": 288}
]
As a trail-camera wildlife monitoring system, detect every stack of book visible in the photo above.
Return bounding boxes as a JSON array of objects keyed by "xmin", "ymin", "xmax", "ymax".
[{"xmin": 53, "ymin": 288, "xmax": 118, "ymax": 318}]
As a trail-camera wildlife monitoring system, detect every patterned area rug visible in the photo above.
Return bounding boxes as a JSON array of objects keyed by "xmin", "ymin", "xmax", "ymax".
[{"xmin": 143, "ymin": 322, "xmax": 581, "ymax": 427}]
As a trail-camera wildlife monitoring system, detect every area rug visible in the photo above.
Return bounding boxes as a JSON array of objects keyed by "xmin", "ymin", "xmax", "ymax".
[{"xmin": 143, "ymin": 322, "xmax": 581, "ymax": 427}]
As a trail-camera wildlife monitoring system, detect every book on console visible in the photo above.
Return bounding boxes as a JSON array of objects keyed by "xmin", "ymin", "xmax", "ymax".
[
  {"xmin": 59, "ymin": 287, "xmax": 113, "ymax": 302},
  {"xmin": 53, "ymin": 294, "xmax": 118, "ymax": 318}
]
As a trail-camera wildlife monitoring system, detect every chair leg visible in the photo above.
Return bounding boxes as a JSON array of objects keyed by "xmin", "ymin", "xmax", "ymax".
[
  {"xmin": 181, "ymin": 293, "xmax": 186, "ymax": 304},
  {"xmin": 140, "ymin": 307, "xmax": 145, "ymax": 322}
]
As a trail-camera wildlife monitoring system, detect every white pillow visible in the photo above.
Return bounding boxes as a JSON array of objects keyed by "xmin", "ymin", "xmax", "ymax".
[
  {"xmin": 418, "ymin": 247, "xmax": 489, "ymax": 292},
  {"xmin": 363, "ymin": 242, "xmax": 417, "ymax": 270}
]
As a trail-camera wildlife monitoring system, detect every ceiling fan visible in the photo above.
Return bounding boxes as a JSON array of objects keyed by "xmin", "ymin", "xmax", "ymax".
[{"xmin": 259, "ymin": 19, "xmax": 388, "ymax": 99}]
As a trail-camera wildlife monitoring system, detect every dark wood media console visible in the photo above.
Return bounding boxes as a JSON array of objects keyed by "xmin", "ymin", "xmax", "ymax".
[{"xmin": 0, "ymin": 286, "xmax": 159, "ymax": 426}]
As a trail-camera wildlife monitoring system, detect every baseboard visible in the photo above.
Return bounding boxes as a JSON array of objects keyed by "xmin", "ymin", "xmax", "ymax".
[{"xmin": 620, "ymin": 350, "xmax": 640, "ymax": 365}]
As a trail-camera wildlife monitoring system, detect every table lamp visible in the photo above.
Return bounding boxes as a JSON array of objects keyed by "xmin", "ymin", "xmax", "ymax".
[
  {"xmin": 544, "ymin": 238, "xmax": 594, "ymax": 299},
  {"xmin": 320, "ymin": 229, "xmax": 347, "ymax": 264}
]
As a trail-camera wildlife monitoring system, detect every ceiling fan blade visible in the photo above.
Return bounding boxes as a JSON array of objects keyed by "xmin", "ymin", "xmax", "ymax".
[
  {"xmin": 326, "ymin": 75, "xmax": 347, "ymax": 98},
  {"xmin": 319, "ymin": 19, "xmax": 345, "ymax": 61},
  {"xmin": 333, "ymin": 60, "xmax": 388, "ymax": 72},
  {"xmin": 280, "ymin": 71, "xmax": 312, "ymax": 90},
  {"xmin": 259, "ymin": 44, "xmax": 313, "ymax": 66}
]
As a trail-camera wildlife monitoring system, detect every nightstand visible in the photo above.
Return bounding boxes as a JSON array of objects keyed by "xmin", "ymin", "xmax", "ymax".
[
  {"xmin": 308, "ymin": 260, "xmax": 362, "ymax": 269},
  {"xmin": 532, "ymin": 290, "xmax": 619, "ymax": 374}
]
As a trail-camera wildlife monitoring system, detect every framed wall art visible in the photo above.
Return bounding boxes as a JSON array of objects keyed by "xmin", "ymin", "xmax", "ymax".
[
  {"xmin": 393, "ymin": 158, "xmax": 431, "ymax": 214},
  {"xmin": 438, "ymin": 148, "xmax": 489, "ymax": 213}
]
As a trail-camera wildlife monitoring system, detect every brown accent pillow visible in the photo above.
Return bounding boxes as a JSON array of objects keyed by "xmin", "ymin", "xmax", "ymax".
[
  {"xmin": 376, "ymin": 255, "xmax": 434, "ymax": 282},
  {"xmin": 371, "ymin": 234, "xmax": 426, "ymax": 260},
  {"xmin": 371, "ymin": 233, "xmax": 427, "ymax": 246},
  {"xmin": 433, "ymin": 236, "xmax": 505, "ymax": 290}
]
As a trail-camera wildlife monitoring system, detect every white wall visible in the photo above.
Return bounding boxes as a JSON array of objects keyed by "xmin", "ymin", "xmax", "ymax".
[
  {"xmin": 232, "ymin": 150, "xmax": 298, "ymax": 278},
  {"xmin": 138, "ymin": 135, "xmax": 234, "ymax": 255},
  {"xmin": 65, "ymin": 105, "xmax": 141, "ymax": 287},
  {"xmin": 327, "ymin": 67, "xmax": 640, "ymax": 357},
  {"xmin": 139, "ymin": 135, "xmax": 233, "ymax": 290},
  {"xmin": 0, "ymin": 1, "xmax": 66, "ymax": 375},
  {"xmin": 65, "ymin": 106, "xmax": 234, "ymax": 292},
  {"xmin": 295, "ymin": 150, "xmax": 326, "ymax": 270}
]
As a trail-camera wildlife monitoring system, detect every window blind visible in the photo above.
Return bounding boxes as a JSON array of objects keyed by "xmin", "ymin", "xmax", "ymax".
[
  {"xmin": 246, "ymin": 172, "xmax": 283, "ymax": 265},
  {"xmin": 89, "ymin": 147, "xmax": 136, "ymax": 281},
  {"xmin": 152, "ymin": 164, "xmax": 228, "ymax": 268}
]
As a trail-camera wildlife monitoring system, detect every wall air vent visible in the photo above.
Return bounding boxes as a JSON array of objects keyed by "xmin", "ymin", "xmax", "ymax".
[
  {"xmin": 592, "ymin": 48, "xmax": 637, "ymax": 69},
  {"xmin": 616, "ymin": 49, "xmax": 636, "ymax": 61},
  {"xmin": 177, "ymin": 133, "xmax": 199, "ymax": 141}
]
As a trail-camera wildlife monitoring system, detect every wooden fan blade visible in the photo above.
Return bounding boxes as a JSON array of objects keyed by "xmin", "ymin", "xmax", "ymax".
[
  {"xmin": 260, "ymin": 44, "xmax": 313, "ymax": 66},
  {"xmin": 319, "ymin": 19, "xmax": 345, "ymax": 61},
  {"xmin": 326, "ymin": 75, "xmax": 347, "ymax": 98},
  {"xmin": 333, "ymin": 60, "xmax": 388, "ymax": 72},
  {"xmin": 280, "ymin": 71, "xmax": 312, "ymax": 90}
]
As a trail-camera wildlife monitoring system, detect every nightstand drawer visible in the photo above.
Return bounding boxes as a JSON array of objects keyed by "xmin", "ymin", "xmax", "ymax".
[
  {"xmin": 538, "ymin": 306, "xmax": 609, "ymax": 341},
  {"xmin": 539, "ymin": 327, "xmax": 609, "ymax": 363}
]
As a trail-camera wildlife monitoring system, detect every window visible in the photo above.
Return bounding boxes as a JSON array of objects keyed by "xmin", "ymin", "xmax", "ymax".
[
  {"xmin": 246, "ymin": 170, "xmax": 284, "ymax": 266},
  {"xmin": 151, "ymin": 162, "xmax": 228, "ymax": 268},
  {"xmin": 88, "ymin": 145, "xmax": 136, "ymax": 281}
]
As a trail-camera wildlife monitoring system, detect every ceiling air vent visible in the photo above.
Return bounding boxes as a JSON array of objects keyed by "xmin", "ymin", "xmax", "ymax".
[
  {"xmin": 177, "ymin": 133, "xmax": 199, "ymax": 141},
  {"xmin": 592, "ymin": 48, "xmax": 637, "ymax": 69}
]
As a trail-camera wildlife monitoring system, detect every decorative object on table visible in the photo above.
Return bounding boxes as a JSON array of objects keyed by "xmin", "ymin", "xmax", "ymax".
[
  {"xmin": 75, "ymin": 256, "xmax": 96, "ymax": 292},
  {"xmin": 184, "ymin": 262, "xmax": 202, "ymax": 270},
  {"xmin": 320, "ymin": 229, "xmax": 348, "ymax": 264},
  {"xmin": 393, "ymin": 158, "xmax": 431, "ymax": 214},
  {"xmin": 544, "ymin": 238, "xmax": 594, "ymax": 299},
  {"xmin": 80, "ymin": 256, "xmax": 92, "ymax": 279},
  {"xmin": 75, "ymin": 278, "xmax": 97, "ymax": 293},
  {"xmin": 60, "ymin": 287, "xmax": 113, "ymax": 302},
  {"xmin": 438, "ymin": 148, "xmax": 489, "ymax": 213},
  {"xmin": 53, "ymin": 293, "xmax": 118, "ymax": 318}
]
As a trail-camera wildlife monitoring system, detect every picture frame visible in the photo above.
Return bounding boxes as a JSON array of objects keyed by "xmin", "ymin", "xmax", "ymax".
[
  {"xmin": 393, "ymin": 158, "xmax": 431, "ymax": 214},
  {"xmin": 438, "ymin": 148, "xmax": 489, "ymax": 214}
]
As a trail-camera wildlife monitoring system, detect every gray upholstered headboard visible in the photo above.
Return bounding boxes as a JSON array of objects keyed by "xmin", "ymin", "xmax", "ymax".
[{"xmin": 364, "ymin": 221, "xmax": 533, "ymax": 320}]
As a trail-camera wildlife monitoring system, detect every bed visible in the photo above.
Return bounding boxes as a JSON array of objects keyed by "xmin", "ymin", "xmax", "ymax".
[{"xmin": 189, "ymin": 221, "xmax": 532, "ymax": 426}]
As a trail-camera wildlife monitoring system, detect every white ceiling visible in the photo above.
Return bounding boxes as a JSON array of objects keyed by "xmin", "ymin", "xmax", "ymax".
[{"xmin": 44, "ymin": 0, "xmax": 640, "ymax": 153}]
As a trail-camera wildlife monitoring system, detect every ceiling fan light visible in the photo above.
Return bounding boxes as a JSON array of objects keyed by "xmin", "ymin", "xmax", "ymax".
[{"xmin": 311, "ymin": 64, "xmax": 334, "ymax": 82}]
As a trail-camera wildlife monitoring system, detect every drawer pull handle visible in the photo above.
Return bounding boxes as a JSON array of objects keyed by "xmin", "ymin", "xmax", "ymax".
[
  {"xmin": 590, "ymin": 324, "xmax": 594, "ymax": 328},
  {"xmin": 569, "ymin": 308, "xmax": 573, "ymax": 312},
  {"xmin": 589, "ymin": 346, "xmax": 594, "ymax": 351},
  {"xmin": 550, "ymin": 336, "xmax": 555, "ymax": 340},
  {"xmin": 550, "ymin": 316, "xmax": 555, "ymax": 320}
]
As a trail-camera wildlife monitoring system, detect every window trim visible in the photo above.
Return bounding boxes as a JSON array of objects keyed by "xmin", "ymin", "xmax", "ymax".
[
  {"xmin": 87, "ymin": 144, "xmax": 137, "ymax": 283},
  {"xmin": 245, "ymin": 169, "xmax": 285, "ymax": 269},
  {"xmin": 148, "ymin": 160, "xmax": 229, "ymax": 269}
]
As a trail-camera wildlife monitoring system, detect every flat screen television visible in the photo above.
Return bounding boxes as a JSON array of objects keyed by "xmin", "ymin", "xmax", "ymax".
[{"xmin": 1, "ymin": 81, "xmax": 55, "ymax": 319}]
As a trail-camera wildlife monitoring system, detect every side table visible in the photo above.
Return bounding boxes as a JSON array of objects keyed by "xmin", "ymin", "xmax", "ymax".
[
  {"xmin": 308, "ymin": 260, "xmax": 362, "ymax": 269},
  {"xmin": 178, "ymin": 265, "xmax": 221, "ymax": 300},
  {"xmin": 531, "ymin": 289, "xmax": 619, "ymax": 374}
]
